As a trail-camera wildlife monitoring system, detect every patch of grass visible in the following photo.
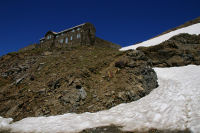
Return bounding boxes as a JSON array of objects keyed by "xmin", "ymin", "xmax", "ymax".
[{"xmin": 7, "ymin": 51, "xmax": 18, "ymax": 56}]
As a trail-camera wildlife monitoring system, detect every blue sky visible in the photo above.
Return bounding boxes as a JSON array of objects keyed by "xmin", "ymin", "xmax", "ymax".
[{"xmin": 0, "ymin": 0, "xmax": 199, "ymax": 56}]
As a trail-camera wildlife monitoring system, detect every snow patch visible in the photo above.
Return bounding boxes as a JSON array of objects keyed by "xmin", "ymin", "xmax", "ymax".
[
  {"xmin": 120, "ymin": 23, "xmax": 200, "ymax": 50},
  {"xmin": 0, "ymin": 117, "xmax": 12, "ymax": 131}
]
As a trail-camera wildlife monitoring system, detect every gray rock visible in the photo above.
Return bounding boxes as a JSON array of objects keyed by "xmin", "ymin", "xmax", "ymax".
[
  {"xmin": 37, "ymin": 63, "xmax": 45, "ymax": 71},
  {"xmin": 43, "ymin": 51, "xmax": 52, "ymax": 56},
  {"xmin": 79, "ymin": 87, "xmax": 87, "ymax": 100},
  {"xmin": 15, "ymin": 76, "xmax": 25, "ymax": 84}
]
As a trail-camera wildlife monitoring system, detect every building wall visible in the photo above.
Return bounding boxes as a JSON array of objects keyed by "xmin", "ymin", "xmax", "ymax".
[
  {"xmin": 40, "ymin": 23, "xmax": 96, "ymax": 49},
  {"xmin": 40, "ymin": 32, "xmax": 55, "ymax": 49}
]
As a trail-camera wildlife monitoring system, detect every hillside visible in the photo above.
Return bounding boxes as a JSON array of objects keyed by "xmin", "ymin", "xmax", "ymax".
[{"xmin": 0, "ymin": 44, "xmax": 157, "ymax": 122}]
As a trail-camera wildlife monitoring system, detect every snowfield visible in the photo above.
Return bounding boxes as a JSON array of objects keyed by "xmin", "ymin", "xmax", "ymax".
[
  {"xmin": 1, "ymin": 65, "xmax": 200, "ymax": 133},
  {"xmin": 120, "ymin": 23, "xmax": 200, "ymax": 50}
]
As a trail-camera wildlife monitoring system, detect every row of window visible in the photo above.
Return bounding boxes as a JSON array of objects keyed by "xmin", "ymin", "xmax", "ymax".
[
  {"xmin": 47, "ymin": 28, "xmax": 81, "ymax": 40},
  {"xmin": 72, "ymin": 28, "xmax": 80, "ymax": 32},
  {"xmin": 59, "ymin": 33, "xmax": 81, "ymax": 44},
  {"xmin": 46, "ymin": 32, "xmax": 81, "ymax": 40}
]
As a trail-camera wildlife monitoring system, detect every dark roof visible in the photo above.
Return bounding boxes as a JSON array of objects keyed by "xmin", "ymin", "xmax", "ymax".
[{"xmin": 40, "ymin": 23, "xmax": 86, "ymax": 41}]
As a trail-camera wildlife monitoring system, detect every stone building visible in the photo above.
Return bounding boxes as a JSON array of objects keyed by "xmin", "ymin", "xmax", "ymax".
[
  {"xmin": 39, "ymin": 23, "xmax": 96, "ymax": 49},
  {"xmin": 19, "ymin": 22, "xmax": 120, "ymax": 52}
]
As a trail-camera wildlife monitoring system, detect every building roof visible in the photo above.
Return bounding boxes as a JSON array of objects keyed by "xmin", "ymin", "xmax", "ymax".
[
  {"xmin": 40, "ymin": 23, "xmax": 86, "ymax": 41},
  {"xmin": 57, "ymin": 23, "xmax": 85, "ymax": 34},
  {"xmin": 52, "ymin": 31, "xmax": 57, "ymax": 34}
]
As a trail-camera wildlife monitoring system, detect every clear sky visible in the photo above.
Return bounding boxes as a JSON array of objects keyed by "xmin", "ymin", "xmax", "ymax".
[{"xmin": 0, "ymin": 0, "xmax": 199, "ymax": 56}]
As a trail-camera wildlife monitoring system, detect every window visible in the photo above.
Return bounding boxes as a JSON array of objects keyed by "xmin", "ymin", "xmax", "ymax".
[
  {"xmin": 72, "ymin": 29, "xmax": 75, "ymax": 32},
  {"xmin": 56, "ymin": 35, "xmax": 59, "ymax": 38},
  {"xmin": 77, "ymin": 28, "xmax": 80, "ymax": 31},
  {"xmin": 65, "ymin": 37, "xmax": 68, "ymax": 44},
  {"xmin": 59, "ymin": 39, "xmax": 64, "ymax": 43},
  {"xmin": 77, "ymin": 33, "xmax": 81, "ymax": 39},
  {"xmin": 47, "ymin": 35, "xmax": 51, "ymax": 39},
  {"xmin": 70, "ymin": 36, "xmax": 73, "ymax": 40}
]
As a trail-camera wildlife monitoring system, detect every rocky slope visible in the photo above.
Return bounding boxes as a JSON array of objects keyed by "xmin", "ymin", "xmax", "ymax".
[
  {"xmin": 137, "ymin": 33, "xmax": 200, "ymax": 67},
  {"xmin": 82, "ymin": 125, "xmax": 191, "ymax": 133},
  {"xmin": 0, "ymin": 44, "xmax": 158, "ymax": 121}
]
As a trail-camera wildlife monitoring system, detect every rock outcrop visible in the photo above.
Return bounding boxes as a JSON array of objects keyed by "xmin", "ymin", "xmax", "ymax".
[
  {"xmin": 82, "ymin": 125, "xmax": 191, "ymax": 133},
  {"xmin": 137, "ymin": 33, "xmax": 200, "ymax": 67}
]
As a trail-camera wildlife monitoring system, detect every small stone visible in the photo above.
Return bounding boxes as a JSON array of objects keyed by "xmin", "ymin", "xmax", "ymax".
[
  {"xmin": 79, "ymin": 87, "xmax": 87, "ymax": 100},
  {"xmin": 93, "ymin": 94, "xmax": 97, "ymax": 98},
  {"xmin": 43, "ymin": 51, "xmax": 52, "ymax": 56},
  {"xmin": 15, "ymin": 76, "xmax": 25, "ymax": 85}
]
